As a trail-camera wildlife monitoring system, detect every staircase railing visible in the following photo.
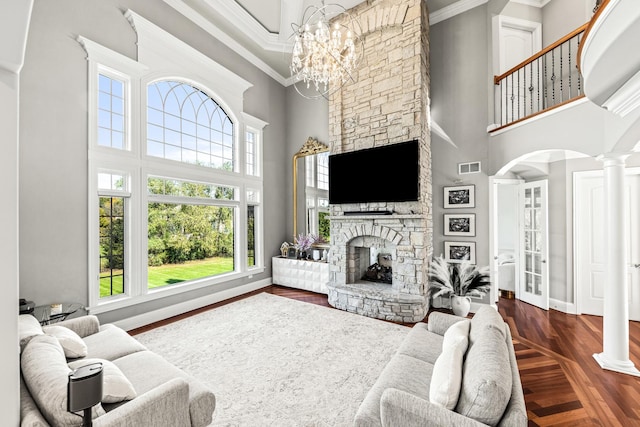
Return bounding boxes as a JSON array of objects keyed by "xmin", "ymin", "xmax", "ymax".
[{"xmin": 492, "ymin": 23, "xmax": 588, "ymax": 131}]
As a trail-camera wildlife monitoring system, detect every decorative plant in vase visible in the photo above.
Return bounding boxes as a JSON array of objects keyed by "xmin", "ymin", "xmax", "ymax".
[
  {"xmin": 428, "ymin": 255, "xmax": 491, "ymax": 317},
  {"xmin": 293, "ymin": 233, "xmax": 318, "ymax": 259}
]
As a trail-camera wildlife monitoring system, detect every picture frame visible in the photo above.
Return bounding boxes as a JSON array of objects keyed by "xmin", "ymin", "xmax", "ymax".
[
  {"xmin": 444, "ymin": 213, "xmax": 476, "ymax": 237},
  {"xmin": 444, "ymin": 241, "xmax": 476, "ymax": 264},
  {"xmin": 444, "ymin": 185, "xmax": 475, "ymax": 208}
]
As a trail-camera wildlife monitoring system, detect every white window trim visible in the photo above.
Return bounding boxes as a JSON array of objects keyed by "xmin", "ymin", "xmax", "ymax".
[{"xmin": 81, "ymin": 11, "xmax": 266, "ymax": 314}]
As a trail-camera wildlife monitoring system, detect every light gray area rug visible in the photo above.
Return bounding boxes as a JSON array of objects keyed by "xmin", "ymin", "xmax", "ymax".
[{"xmin": 135, "ymin": 292, "xmax": 410, "ymax": 426}]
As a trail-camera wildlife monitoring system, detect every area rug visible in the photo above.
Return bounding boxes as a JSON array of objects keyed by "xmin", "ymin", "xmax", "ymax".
[{"xmin": 134, "ymin": 292, "xmax": 410, "ymax": 426}]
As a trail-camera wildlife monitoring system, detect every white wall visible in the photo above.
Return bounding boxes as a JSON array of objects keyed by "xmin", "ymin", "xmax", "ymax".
[
  {"xmin": 1, "ymin": 1, "xmax": 34, "ymax": 422},
  {"xmin": 497, "ymin": 183, "xmax": 518, "ymax": 254},
  {"xmin": 542, "ymin": 0, "xmax": 593, "ymax": 46}
]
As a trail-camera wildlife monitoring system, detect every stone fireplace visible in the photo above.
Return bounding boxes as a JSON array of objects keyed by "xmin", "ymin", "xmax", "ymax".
[{"xmin": 326, "ymin": 0, "xmax": 431, "ymax": 323}]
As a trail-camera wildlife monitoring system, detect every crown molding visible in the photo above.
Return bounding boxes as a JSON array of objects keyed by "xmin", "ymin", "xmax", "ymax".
[
  {"xmin": 162, "ymin": 0, "xmax": 288, "ymax": 85},
  {"xmin": 201, "ymin": 0, "xmax": 292, "ymax": 52},
  {"xmin": 429, "ymin": 0, "xmax": 489, "ymax": 25}
]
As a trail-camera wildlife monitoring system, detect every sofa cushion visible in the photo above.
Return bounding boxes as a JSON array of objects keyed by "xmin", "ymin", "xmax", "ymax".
[
  {"xmin": 429, "ymin": 329, "xmax": 467, "ymax": 409},
  {"xmin": 21, "ymin": 334, "xmax": 86, "ymax": 426},
  {"xmin": 69, "ymin": 358, "xmax": 137, "ymax": 403},
  {"xmin": 45, "ymin": 325, "xmax": 88, "ymax": 358},
  {"xmin": 469, "ymin": 306, "xmax": 505, "ymax": 345},
  {"xmin": 455, "ymin": 324, "xmax": 512, "ymax": 426},
  {"xmin": 354, "ymin": 353, "xmax": 433, "ymax": 427},
  {"xmin": 396, "ymin": 322, "xmax": 443, "ymax": 364},
  {"xmin": 83, "ymin": 324, "xmax": 147, "ymax": 361},
  {"xmin": 19, "ymin": 314, "xmax": 43, "ymax": 352},
  {"xmin": 113, "ymin": 350, "xmax": 215, "ymax": 427}
]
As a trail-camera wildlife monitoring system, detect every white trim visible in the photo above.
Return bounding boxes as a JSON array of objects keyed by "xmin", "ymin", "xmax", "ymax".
[
  {"xmin": 510, "ymin": 0, "xmax": 551, "ymax": 8},
  {"xmin": 161, "ymin": 0, "xmax": 288, "ymax": 86},
  {"xmin": 201, "ymin": 0, "xmax": 290, "ymax": 52},
  {"xmin": 489, "ymin": 97, "xmax": 590, "ymax": 136},
  {"xmin": 603, "ymin": 69, "xmax": 640, "ymax": 117},
  {"xmin": 429, "ymin": 0, "xmax": 488, "ymax": 26},
  {"xmin": 111, "ymin": 279, "xmax": 272, "ymax": 331},
  {"xmin": 549, "ymin": 298, "xmax": 577, "ymax": 314}
]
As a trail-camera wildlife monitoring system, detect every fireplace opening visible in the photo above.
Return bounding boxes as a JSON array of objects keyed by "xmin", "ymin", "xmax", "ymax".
[{"xmin": 362, "ymin": 253, "xmax": 392, "ymax": 284}]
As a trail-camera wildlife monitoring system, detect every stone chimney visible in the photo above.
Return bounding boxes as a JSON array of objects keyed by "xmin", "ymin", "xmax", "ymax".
[{"xmin": 327, "ymin": 0, "xmax": 432, "ymax": 322}]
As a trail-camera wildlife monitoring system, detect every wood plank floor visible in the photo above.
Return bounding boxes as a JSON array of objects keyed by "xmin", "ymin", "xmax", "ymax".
[{"xmin": 132, "ymin": 285, "xmax": 640, "ymax": 426}]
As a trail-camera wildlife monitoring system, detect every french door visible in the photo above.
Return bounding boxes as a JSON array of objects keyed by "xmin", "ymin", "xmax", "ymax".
[{"xmin": 519, "ymin": 180, "xmax": 549, "ymax": 310}]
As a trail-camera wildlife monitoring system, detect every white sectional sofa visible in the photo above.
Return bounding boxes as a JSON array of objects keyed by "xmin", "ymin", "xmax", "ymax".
[
  {"xmin": 19, "ymin": 314, "xmax": 215, "ymax": 427},
  {"xmin": 354, "ymin": 306, "xmax": 527, "ymax": 426}
]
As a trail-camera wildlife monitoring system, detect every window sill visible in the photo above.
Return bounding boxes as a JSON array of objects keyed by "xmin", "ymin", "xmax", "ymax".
[{"xmin": 88, "ymin": 268, "xmax": 264, "ymax": 315}]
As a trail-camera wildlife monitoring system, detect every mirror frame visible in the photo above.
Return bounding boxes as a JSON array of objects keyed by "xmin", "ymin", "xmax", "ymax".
[{"xmin": 293, "ymin": 137, "xmax": 329, "ymax": 237}]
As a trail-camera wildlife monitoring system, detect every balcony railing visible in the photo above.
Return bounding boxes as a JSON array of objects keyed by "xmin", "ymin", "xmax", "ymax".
[{"xmin": 492, "ymin": 23, "xmax": 588, "ymax": 131}]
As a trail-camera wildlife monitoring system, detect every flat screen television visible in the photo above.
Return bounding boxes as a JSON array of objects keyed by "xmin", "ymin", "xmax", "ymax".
[{"xmin": 328, "ymin": 140, "xmax": 420, "ymax": 204}]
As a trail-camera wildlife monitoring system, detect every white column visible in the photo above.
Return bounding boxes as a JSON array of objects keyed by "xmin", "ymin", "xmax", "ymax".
[{"xmin": 593, "ymin": 153, "xmax": 640, "ymax": 376}]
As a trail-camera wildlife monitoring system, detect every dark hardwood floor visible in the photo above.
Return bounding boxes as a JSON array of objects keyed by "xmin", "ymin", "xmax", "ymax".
[{"xmin": 131, "ymin": 285, "xmax": 640, "ymax": 426}]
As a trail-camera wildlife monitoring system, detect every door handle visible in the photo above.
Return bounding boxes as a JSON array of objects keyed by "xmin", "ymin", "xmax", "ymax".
[
  {"xmin": 541, "ymin": 259, "xmax": 547, "ymax": 264},
  {"xmin": 634, "ymin": 263, "xmax": 640, "ymax": 269}
]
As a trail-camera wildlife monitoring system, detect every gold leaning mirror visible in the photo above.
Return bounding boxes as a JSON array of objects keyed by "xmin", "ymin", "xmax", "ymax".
[{"xmin": 293, "ymin": 137, "xmax": 329, "ymax": 237}]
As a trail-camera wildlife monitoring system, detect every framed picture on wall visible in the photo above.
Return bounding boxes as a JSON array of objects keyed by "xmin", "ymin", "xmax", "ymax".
[
  {"xmin": 444, "ymin": 213, "xmax": 476, "ymax": 236},
  {"xmin": 443, "ymin": 185, "xmax": 475, "ymax": 208},
  {"xmin": 444, "ymin": 241, "xmax": 476, "ymax": 264}
]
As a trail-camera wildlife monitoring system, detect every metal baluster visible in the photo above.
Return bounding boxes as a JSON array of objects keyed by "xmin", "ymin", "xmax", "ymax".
[
  {"xmin": 511, "ymin": 73, "xmax": 514, "ymax": 124},
  {"xmin": 544, "ymin": 54, "xmax": 548, "ymax": 109},
  {"xmin": 551, "ymin": 48, "xmax": 556, "ymax": 105},
  {"xmin": 529, "ymin": 62, "xmax": 534, "ymax": 114},
  {"xmin": 538, "ymin": 57, "xmax": 542, "ymax": 112},
  {"xmin": 577, "ymin": 34, "xmax": 582, "ymax": 95},
  {"xmin": 568, "ymin": 35, "xmax": 573, "ymax": 98},
  {"xmin": 560, "ymin": 43, "xmax": 564, "ymax": 102},
  {"xmin": 517, "ymin": 68, "xmax": 521, "ymax": 120}
]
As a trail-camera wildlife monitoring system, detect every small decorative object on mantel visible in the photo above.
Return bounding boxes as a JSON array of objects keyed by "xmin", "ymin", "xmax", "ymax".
[
  {"xmin": 280, "ymin": 242, "xmax": 291, "ymax": 258},
  {"xmin": 428, "ymin": 255, "xmax": 491, "ymax": 317}
]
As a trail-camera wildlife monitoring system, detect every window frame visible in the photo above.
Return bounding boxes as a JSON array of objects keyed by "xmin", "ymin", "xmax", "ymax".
[{"xmin": 80, "ymin": 20, "xmax": 267, "ymax": 314}]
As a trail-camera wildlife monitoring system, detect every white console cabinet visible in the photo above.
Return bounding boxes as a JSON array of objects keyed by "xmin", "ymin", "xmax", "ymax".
[{"xmin": 272, "ymin": 257, "xmax": 329, "ymax": 294}]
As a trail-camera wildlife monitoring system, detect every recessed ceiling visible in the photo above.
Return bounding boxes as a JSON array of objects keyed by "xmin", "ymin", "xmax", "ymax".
[{"xmin": 161, "ymin": 0, "xmax": 463, "ymax": 85}]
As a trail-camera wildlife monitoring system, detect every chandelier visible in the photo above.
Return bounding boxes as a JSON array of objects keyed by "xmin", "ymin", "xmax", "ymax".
[{"xmin": 290, "ymin": 1, "xmax": 363, "ymax": 99}]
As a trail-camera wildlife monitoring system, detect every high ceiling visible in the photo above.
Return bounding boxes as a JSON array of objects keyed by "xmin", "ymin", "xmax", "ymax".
[{"xmin": 161, "ymin": 0, "xmax": 460, "ymax": 84}]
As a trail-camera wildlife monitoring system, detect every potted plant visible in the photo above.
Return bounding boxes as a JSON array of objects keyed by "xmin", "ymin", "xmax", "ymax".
[
  {"xmin": 428, "ymin": 255, "xmax": 491, "ymax": 317},
  {"xmin": 293, "ymin": 233, "xmax": 318, "ymax": 259}
]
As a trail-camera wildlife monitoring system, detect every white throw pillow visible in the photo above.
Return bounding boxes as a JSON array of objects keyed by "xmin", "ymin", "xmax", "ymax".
[
  {"xmin": 44, "ymin": 325, "xmax": 88, "ymax": 358},
  {"xmin": 19, "ymin": 314, "xmax": 44, "ymax": 351},
  {"xmin": 68, "ymin": 358, "xmax": 137, "ymax": 404},
  {"xmin": 429, "ymin": 320, "xmax": 471, "ymax": 410},
  {"xmin": 443, "ymin": 319, "xmax": 471, "ymax": 348}
]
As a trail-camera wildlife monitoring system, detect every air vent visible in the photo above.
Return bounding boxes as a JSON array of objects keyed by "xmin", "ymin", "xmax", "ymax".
[{"xmin": 458, "ymin": 161, "xmax": 481, "ymax": 175}]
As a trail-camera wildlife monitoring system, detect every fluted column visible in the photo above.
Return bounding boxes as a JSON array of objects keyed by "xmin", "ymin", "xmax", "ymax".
[{"xmin": 593, "ymin": 153, "xmax": 640, "ymax": 376}]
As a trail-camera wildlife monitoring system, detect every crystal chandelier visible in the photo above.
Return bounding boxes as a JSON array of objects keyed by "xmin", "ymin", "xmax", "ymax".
[{"xmin": 290, "ymin": 1, "xmax": 363, "ymax": 99}]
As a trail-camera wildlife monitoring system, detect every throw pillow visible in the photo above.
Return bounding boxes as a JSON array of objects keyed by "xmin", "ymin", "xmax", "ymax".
[
  {"xmin": 455, "ymin": 324, "xmax": 512, "ymax": 426},
  {"xmin": 21, "ymin": 335, "xmax": 86, "ymax": 426},
  {"xmin": 68, "ymin": 358, "xmax": 137, "ymax": 403},
  {"xmin": 19, "ymin": 314, "xmax": 44, "ymax": 352},
  {"xmin": 443, "ymin": 319, "xmax": 471, "ymax": 348},
  {"xmin": 429, "ymin": 333, "xmax": 467, "ymax": 410},
  {"xmin": 44, "ymin": 325, "xmax": 88, "ymax": 358}
]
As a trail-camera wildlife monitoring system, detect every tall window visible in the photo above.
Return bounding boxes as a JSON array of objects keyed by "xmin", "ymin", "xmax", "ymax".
[
  {"xmin": 98, "ymin": 74, "xmax": 125, "ymax": 149},
  {"xmin": 147, "ymin": 81, "xmax": 234, "ymax": 170},
  {"xmin": 98, "ymin": 172, "xmax": 129, "ymax": 299},
  {"xmin": 246, "ymin": 130, "xmax": 258, "ymax": 176}
]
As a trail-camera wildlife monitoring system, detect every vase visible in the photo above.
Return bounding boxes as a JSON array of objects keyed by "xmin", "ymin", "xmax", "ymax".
[
  {"xmin": 312, "ymin": 249, "xmax": 321, "ymax": 261},
  {"xmin": 450, "ymin": 295, "xmax": 472, "ymax": 317}
]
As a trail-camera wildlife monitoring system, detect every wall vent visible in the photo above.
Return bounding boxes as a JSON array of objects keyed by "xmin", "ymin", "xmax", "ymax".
[{"xmin": 458, "ymin": 161, "xmax": 481, "ymax": 175}]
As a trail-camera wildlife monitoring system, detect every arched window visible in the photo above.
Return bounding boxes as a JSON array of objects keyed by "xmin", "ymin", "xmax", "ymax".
[{"xmin": 147, "ymin": 81, "xmax": 235, "ymax": 170}]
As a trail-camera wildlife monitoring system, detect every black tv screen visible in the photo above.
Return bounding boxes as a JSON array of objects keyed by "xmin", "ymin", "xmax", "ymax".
[{"xmin": 329, "ymin": 140, "xmax": 420, "ymax": 204}]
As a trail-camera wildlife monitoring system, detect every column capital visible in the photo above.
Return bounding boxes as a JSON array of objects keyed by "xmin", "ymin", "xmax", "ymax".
[{"xmin": 596, "ymin": 152, "xmax": 631, "ymax": 167}]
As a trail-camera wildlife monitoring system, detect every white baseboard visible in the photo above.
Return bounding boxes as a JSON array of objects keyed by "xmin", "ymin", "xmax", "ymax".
[
  {"xmin": 549, "ymin": 298, "xmax": 577, "ymax": 314},
  {"xmin": 113, "ymin": 278, "xmax": 272, "ymax": 331}
]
